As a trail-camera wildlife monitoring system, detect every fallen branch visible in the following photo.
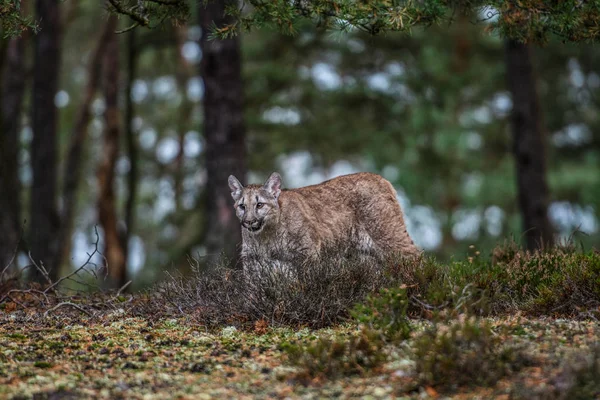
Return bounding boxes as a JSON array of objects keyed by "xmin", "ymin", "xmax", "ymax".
[{"xmin": 44, "ymin": 301, "xmax": 93, "ymax": 317}]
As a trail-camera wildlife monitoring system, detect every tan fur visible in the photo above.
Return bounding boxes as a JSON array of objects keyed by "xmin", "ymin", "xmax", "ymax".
[{"xmin": 228, "ymin": 172, "xmax": 420, "ymax": 269}]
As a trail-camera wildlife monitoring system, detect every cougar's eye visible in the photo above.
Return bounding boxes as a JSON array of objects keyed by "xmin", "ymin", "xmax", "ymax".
[
  {"xmin": 256, "ymin": 202, "xmax": 264, "ymax": 209},
  {"xmin": 238, "ymin": 204, "xmax": 245, "ymax": 211}
]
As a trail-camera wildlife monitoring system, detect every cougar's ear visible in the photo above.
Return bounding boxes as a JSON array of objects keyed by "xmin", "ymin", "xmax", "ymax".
[
  {"xmin": 228, "ymin": 175, "xmax": 243, "ymax": 201},
  {"xmin": 263, "ymin": 172, "xmax": 282, "ymax": 200}
]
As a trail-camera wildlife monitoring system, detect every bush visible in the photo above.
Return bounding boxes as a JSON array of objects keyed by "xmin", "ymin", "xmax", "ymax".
[
  {"xmin": 351, "ymin": 286, "xmax": 412, "ymax": 341},
  {"xmin": 285, "ymin": 329, "xmax": 386, "ymax": 380},
  {"xmin": 148, "ymin": 247, "xmax": 411, "ymax": 328},
  {"xmin": 414, "ymin": 315, "xmax": 529, "ymax": 390},
  {"xmin": 551, "ymin": 344, "xmax": 600, "ymax": 400}
]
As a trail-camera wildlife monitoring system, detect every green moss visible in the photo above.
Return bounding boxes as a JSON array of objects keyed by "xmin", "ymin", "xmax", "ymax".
[{"xmin": 34, "ymin": 361, "xmax": 53, "ymax": 369}]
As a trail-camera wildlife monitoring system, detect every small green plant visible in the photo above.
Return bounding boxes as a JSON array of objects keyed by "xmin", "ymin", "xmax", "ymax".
[
  {"xmin": 552, "ymin": 344, "xmax": 600, "ymax": 400},
  {"xmin": 414, "ymin": 316, "xmax": 529, "ymax": 390},
  {"xmin": 285, "ymin": 329, "xmax": 386, "ymax": 380},
  {"xmin": 351, "ymin": 286, "xmax": 412, "ymax": 341}
]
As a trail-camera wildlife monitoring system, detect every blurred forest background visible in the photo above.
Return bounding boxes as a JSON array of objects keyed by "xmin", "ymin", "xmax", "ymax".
[{"xmin": 0, "ymin": 0, "xmax": 599, "ymax": 290}]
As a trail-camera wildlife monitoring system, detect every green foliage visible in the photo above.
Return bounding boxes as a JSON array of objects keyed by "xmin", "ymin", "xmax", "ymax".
[
  {"xmin": 0, "ymin": 0, "xmax": 37, "ymax": 38},
  {"xmin": 397, "ymin": 243, "xmax": 600, "ymax": 318},
  {"xmin": 414, "ymin": 316, "xmax": 528, "ymax": 389},
  {"xmin": 98, "ymin": 0, "xmax": 600, "ymax": 43},
  {"xmin": 551, "ymin": 345, "xmax": 600, "ymax": 400},
  {"xmin": 285, "ymin": 329, "xmax": 386, "ymax": 379},
  {"xmin": 351, "ymin": 287, "xmax": 412, "ymax": 341}
]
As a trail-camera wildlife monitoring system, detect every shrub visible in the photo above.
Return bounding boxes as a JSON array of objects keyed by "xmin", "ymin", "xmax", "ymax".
[
  {"xmin": 149, "ymin": 247, "xmax": 409, "ymax": 328},
  {"xmin": 285, "ymin": 329, "xmax": 386, "ymax": 380},
  {"xmin": 351, "ymin": 286, "xmax": 412, "ymax": 341},
  {"xmin": 414, "ymin": 315, "xmax": 529, "ymax": 390},
  {"xmin": 551, "ymin": 344, "xmax": 600, "ymax": 400}
]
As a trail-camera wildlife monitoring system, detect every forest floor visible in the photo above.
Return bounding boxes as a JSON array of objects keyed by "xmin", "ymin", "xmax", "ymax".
[{"xmin": 1, "ymin": 311, "xmax": 598, "ymax": 399}]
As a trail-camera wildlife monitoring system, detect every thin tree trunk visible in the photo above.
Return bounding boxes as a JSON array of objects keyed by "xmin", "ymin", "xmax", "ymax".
[
  {"xmin": 0, "ymin": 30, "xmax": 27, "ymax": 272},
  {"xmin": 122, "ymin": 28, "xmax": 138, "ymax": 279},
  {"xmin": 29, "ymin": 0, "xmax": 62, "ymax": 282},
  {"xmin": 174, "ymin": 26, "xmax": 193, "ymax": 210},
  {"xmin": 55, "ymin": 19, "xmax": 115, "ymax": 271},
  {"xmin": 505, "ymin": 40, "xmax": 554, "ymax": 250},
  {"xmin": 199, "ymin": 0, "xmax": 247, "ymax": 266},
  {"xmin": 98, "ymin": 15, "xmax": 126, "ymax": 288}
]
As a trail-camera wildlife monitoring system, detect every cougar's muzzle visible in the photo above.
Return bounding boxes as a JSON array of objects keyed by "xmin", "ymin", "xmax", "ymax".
[{"xmin": 242, "ymin": 218, "xmax": 264, "ymax": 233}]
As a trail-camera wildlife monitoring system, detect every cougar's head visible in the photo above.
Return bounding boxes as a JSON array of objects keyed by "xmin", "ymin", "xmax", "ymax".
[{"xmin": 228, "ymin": 172, "xmax": 282, "ymax": 235}]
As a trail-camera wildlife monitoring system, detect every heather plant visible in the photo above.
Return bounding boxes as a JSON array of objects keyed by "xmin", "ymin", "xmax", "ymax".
[
  {"xmin": 413, "ymin": 315, "xmax": 530, "ymax": 390},
  {"xmin": 285, "ymin": 329, "xmax": 386, "ymax": 380}
]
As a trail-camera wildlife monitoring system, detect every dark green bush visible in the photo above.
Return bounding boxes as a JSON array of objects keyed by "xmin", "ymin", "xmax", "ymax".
[
  {"xmin": 414, "ymin": 316, "xmax": 529, "ymax": 390},
  {"xmin": 351, "ymin": 286, "xmax": 412, "ymax": 341},
  {"xmin": 285, "ymin": 329, "xmax": 386, "ymax": 380}
]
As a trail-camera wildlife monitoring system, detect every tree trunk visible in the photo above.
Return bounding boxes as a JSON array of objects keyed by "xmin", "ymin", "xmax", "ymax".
[
  {"xmin": 55, "ymin": 18, "xmax": 115, "ymax": 272},
  {"xmin": 122, "ymin": 28, "xmax": 138, "ymax": 282},
  {"xmin": 29, "ymin": 0, "xmax": 62, "ymax": 282},
  {"xmin": 505, "ymin": 40, "xmax": 554, "ymax": 251},
  {"xmin": 0, "ymin": 31, "xmax": 27, "ymax": 272},
  {"xmin": 174, "ymin": 26, "xmax": 193, "ymax": 211},
  {"xmin": 98, "ymin": 16, "xmax": 126, "ymax": 288},
  {"xmin": 199, "ymin": 0, "xmax": 247, "ymax": 267}
]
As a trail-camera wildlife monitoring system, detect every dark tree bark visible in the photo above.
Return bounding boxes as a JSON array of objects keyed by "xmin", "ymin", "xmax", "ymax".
[
  {"xmin": 199, "ymin": 0, "xmax": 247, "ymax": 266},
  {"xmin": 174, "ymin": 26, "xmax": 193, "ymax": 211},
  {"xmin": 29, "ymin": 0, "xmax": 62, "ymax": 282},
  {"xmin": 55, "ymin": 19, "xmax": 115, "ymax": 271},
  {"xmin": 505, "ymin": 40, "xmax": 554, "ymax": 250},
  {"xmin": 0, "ymin": 31, "xmax": 27, "ymax": 272},
  {"xmin": 98, "ymin": 16, "xmax": 126, "ymax": 288},
  {"xmin": 122, "ymin": 28, "xmax": 138, "ymax": 278}
]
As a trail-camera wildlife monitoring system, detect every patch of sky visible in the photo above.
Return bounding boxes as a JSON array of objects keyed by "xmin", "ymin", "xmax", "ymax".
[
  {"xmin": 91, "ymin": 98, "xmax": 105, "ymax": 116},
  {"xmin": 182, "ymin": 41, "xmax": 202, "ymax": 64},
  {"xmin": 20, "ymin": 163, "xmax": 31, "ymax": 186},
  {"xmin": 407, "ymin": 205, "xmax": 442, "ymax": 250},
  {"xmin": 451, "ymin": 208, "xmax": 482, "ymax": 241},
  {"xmin": 484, "ymin": 205, "xmax": 504, "ymax": 237},
  {"xmin": 70, "ymin": 229, "xmax": 105, "ymax": 269},
  {"xmin": 54, "ymin": 90, "xmax": 70, "ymax": 108},
  {"xmin": 184, "ymin": 130, "xmax": 203, "ymax": 158},
  {"xmin": 460, "ymin": 105, "xmax": 493, "ymax": 126},
  {"xmin": 311, "ymin": 63, "xmax": 342, "ymax": 90},
  {"xmin": 127, "ymin": 236, "xmax": 145, "ymax": 276},
  {"xmin": 187, "ymin": 77, "xmax": 204, "ymax": 102},
  {"xmin": 552, "ymin": 124, "xmax": 592, "ymax": 147},
  {"xmin": 549, "ymin": 201, "xmax": 598, "ymax": 235},
  {"xmin": 568, "ymin": 58, "xmax": 585, "ymax": 88},
  {"xmin": 152, "ymin": 76, "xmax": 177, "ymax": 101},
  {"xmin": 132, "ymin": 79, "xmax": 149, "ymax": 103},
  {"xmin": 156, "ymin": 137, "xmax": 180, "ymax": 164},
  {"xmin": 21, "ymin": 125, "xmax": 32, "ymax": 143},
  {"xmin": 262, "ymin": 106, "xmax": 301, "ymax": 125},
  {"xmin": 479, "ymin": 6, "xmax": 499, "ymax": 23},
  {"xmin": 367, "ymin": 72, "xmax": 391, "ymax": 93},
  {"xmin": 153, "ymin": 178, "xmax": 176, "ymax": 222},
  {"xmin": 139, "ymin": 127, "xmax": 157, "ymax": 150},
  {"xmin": 386, "ymin": 62, "xmax": 405, "ymax": 77},
  {"xmin": 491, "ymin": 92, "xmax": 512, "ymax": 116}
]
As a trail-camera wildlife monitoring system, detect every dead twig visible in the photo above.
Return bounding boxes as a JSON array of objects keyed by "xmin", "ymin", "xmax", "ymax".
[{"xmin": 44, "ymin": 301, "xmax": 93, "ymax": 317}]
